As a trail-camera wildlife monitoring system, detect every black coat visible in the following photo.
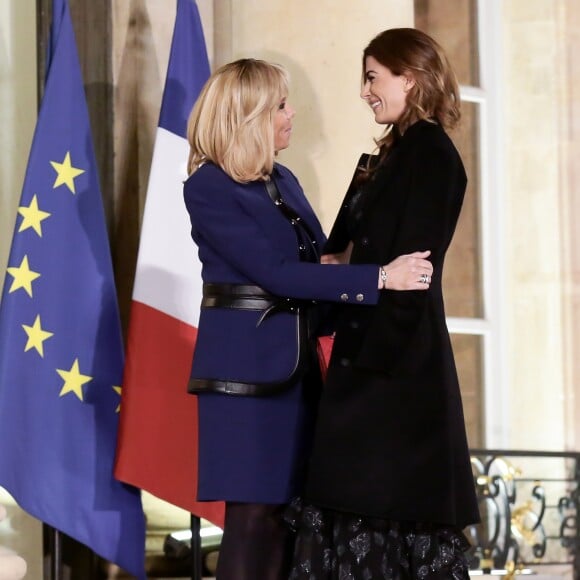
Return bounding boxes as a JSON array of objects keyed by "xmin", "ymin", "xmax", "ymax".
[{"xmin": 304, "ymin": 120, "xmax": 480, "ymax": 528}]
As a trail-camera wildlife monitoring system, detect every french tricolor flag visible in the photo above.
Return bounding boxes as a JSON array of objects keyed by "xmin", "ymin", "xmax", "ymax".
[{"xmin": 114, "ymin": 0, "xmax": 224, "ymax": 528}]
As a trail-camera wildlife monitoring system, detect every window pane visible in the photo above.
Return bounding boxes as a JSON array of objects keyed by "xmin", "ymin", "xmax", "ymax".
[
  {"xmin": 414, "ymin": 0, "xmax": 480, "ymax": 87},
  {"xmin": 450, "ymin": 333, "xmax": 483, "ymax": 447},
  {"xmin": 445, "ymin": 101, "xmax": 482, "ymax": 318}
]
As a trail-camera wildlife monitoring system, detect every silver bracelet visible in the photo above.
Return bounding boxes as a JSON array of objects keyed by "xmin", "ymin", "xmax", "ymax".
[{"xmin": 379, "ymin": 266, "xmax": 388, "ymax": 289}]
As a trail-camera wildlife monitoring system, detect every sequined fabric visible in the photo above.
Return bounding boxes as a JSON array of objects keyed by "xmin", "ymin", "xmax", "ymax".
[{"xmin": 285, "ymin": 499, "xmax": 471, "ymax": 579}]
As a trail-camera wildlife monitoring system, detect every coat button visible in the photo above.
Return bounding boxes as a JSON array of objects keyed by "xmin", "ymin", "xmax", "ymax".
[
  {"xmin": 361, "ymin": 236, "xmax": 369, "ymax": 246},
  {"xmin": 340, "ymin": 357, "xmax": 351, "ymax": 367},
  {"xmin": 350, "ymin": 319, "xmax": 360, "ymax": 329},
  {"xmin": 356, "ymin": 293, "xmax": 364, "ymax": 302},
  {"xmin": 340, "ymin": 293, "xmax": 349, "ymax": 301}
]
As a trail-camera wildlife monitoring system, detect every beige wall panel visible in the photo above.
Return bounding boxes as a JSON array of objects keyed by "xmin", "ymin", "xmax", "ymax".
[
  {"xmin": 217, "ymin": 0, "xmax": 413, "ymax": 232},
  {"xmin": 502, "ymin": 0, "xmax": 566, "ymax": 450},
  {"xmin": 558, "ymin": 2, "xmax": 580, "ymax": 450}
]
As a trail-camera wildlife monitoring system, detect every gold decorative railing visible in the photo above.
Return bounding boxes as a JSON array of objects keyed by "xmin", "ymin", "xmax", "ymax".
[
  {"xmin": 159, "ymin": 449, "xmax": 580, "ymax": 579},
  {"xmin": 467, "ymin": 449, "xmax": 580, "ymax": 577}
]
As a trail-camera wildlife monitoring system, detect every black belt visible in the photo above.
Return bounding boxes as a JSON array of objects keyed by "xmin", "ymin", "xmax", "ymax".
[
  {"xmin": 188, "ymin": 283, "xmax": 311, "ymax": 397},
  {"xmin": 200, "ymin": 283, "xmax": 301, "ymax": 326}
]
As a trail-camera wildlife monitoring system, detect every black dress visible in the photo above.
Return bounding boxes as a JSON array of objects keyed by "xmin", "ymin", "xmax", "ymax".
[
  {"xmin": 286, "ymin": 499, "xmax": 470, "ymax": 579},
  {"xmin": 287, "ymin": 121, "xmax": 479, "ymax": 579}
]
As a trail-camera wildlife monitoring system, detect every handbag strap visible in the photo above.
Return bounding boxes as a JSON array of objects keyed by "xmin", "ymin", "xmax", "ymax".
[{"xmin": 264, "ymin": 177, "xmax": 320, "ymax": 261}]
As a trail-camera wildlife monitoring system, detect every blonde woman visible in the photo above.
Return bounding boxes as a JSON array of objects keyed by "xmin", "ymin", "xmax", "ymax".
[{"xmin": 183, "ymin": 58, "xmax": 433, "ymax": 580}]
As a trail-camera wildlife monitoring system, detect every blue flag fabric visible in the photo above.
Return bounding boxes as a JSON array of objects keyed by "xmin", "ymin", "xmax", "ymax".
[
  {"xmin": 0, "ymin": 0, "xmax": 146, "ymax": 577},
  {"xmin": 159, "ymin": 0, "xmax": 211, "ymax": 138}
]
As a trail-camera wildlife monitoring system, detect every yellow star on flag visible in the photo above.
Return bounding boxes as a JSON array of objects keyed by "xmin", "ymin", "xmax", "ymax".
[
  {"xmin": 22, "ymin": 315, "xmax": 54, "ymax": 357},
  {"xmin": 113, "ymin": 385, "xmax": 122, "ymax": 413},
  {"xmin": 57, "ymin": 358, "xmax": 92, "ymax": 402},
  {"xmin": 50, "ymin": 151, "xmax": 85, "ymax": 194},
  {"xmin": 6, "ymin": 255, "xmax": 41, "ymax": 298},
  {"xmin": 18, "ymin": 195, "xmax": 51, "ymax": 237}
]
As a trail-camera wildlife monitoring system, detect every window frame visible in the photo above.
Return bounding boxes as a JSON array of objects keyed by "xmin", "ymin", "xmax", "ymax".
[{"xmin": 447, "ymin": 0, "xmax": 509, "ymax": 447}]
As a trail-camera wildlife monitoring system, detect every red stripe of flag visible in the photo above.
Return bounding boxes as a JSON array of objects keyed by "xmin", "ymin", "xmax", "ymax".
[{"xmin": 115, "ymin": 301, "xmax": 224, "ymax": 527}]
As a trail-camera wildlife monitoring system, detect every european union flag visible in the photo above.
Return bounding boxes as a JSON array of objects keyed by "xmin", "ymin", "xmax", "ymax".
[{"xmin": 0, "ymin": 0, "xmax": 146, "ymax": 577}]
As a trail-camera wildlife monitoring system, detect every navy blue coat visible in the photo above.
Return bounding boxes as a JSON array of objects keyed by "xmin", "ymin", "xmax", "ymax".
[{"xmin": 183, "ymin": 162, "xmax": 380, "ymax": 502}]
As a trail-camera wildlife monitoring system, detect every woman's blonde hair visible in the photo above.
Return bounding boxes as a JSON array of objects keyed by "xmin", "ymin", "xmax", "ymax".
[
  {"xmin": 362, "ymin": 28, "xmax": 461, "ymax": 167},
  {"xmin": 186, "ymin": 58, "xmax": 289, "ymax": 182}
]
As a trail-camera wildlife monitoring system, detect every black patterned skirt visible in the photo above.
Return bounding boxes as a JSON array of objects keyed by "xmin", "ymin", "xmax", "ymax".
[{"xmin": 285, "ymin": 499, "xmax": 471, "ymax": 579}]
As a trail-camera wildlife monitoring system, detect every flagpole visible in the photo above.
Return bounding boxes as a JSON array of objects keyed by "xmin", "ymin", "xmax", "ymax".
[
  {"xmin": 38, "ymin": 3, "xmax": 61, "ymax": 579},
  {"xmin": 36, "ymin": 0, "xmax": 51, "ymax": 103},
  {"xmin": 190, "ymin": 514, "xmax": 202, "ymax": 580},
  {"xmin": 43, "ymin": 524, "xmax": 63, "ymax": 580}
]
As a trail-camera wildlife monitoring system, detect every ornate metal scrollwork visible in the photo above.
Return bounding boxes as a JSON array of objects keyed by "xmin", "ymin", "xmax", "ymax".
[{"xmin": 467, "ymin": 450, "xmax": 580, "ymax": 576}]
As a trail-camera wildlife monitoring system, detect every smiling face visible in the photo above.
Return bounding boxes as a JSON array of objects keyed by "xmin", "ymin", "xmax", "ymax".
[
  {"xmin": 361, "ymin": 55, "xmax": 413, "ymax": 125},
  {"xmin": 273, "ymin": 97, "xmax": 295, "ymax": 152}
]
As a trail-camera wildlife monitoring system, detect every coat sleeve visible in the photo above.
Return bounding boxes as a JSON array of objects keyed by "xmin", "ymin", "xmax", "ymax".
[
  {"xmin": 184, "ymin": 175, "xmax": 380, "ymax": 306},
  {"xmin": 356, "ymin": 136, "xmax": 466, "ymax": 374}
]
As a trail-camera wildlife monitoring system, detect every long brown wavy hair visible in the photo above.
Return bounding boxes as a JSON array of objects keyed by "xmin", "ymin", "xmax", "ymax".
[{"xmin": 361, "ymin": 28, "xmax": 461, "ymax": 178}]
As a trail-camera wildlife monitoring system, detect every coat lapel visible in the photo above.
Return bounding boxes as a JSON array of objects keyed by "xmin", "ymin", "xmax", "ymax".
[{"xmin": 349, "ymin": 146, "xmax": 406, "ymax": 263}]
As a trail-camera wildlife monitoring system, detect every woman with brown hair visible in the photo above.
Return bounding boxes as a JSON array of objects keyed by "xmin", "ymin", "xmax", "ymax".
[{"xmin": 288, "ymin": 28, "xmax": 480, "ymax": 579}]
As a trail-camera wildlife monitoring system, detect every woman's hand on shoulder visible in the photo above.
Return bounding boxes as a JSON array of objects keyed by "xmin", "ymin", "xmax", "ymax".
[{"xmin": 380, "ymin": 250, "xmax": 433, "ymax": 290}]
